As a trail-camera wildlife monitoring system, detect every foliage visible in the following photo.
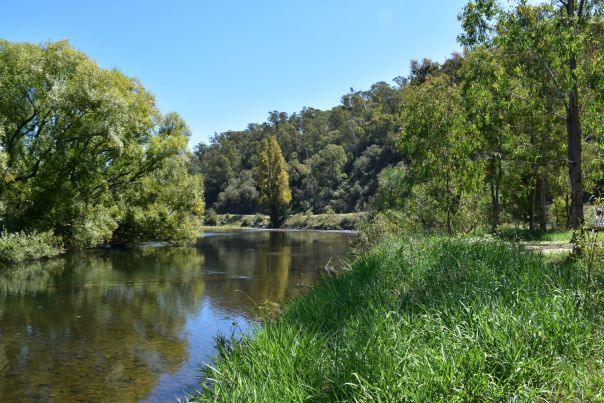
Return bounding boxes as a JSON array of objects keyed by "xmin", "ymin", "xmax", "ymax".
[
  {"xmin": 354, "ymin": 210, "xmax": 420, "ymax": 253},
  {"xmin": 399, "ymin": 73, "xmax": 484, "ymax": 233},
  {"xmin": 573, "ymin": 197, "xmax": 604, "ymax": 286},
  {"xmin": 0, "ymin": 40, "xmax": 204, "ymax": 248},
  {"xmin": 205, "ymin": 208, "xmax": 219, "ymax": 226},
  {"xmin": 459, "ymin": 0, "xmax": 604, "ymax": 228},
  {"xmin": 0, "ymin": 230, "xmax": 63, "ymax": 263},
  {"xmin": 191, "ymin": 1, "xmax": 603, "ymax": 236},
  {"xmin": 194, "ymin": 83, "xmax": 403, "ymax": 216},
  {"xmin": 194, "ymin": 237, "xmax": 604, "ymax": 401},
  {"xmin": 257, "ymin": 136, "xmax": 292, "ymax": 227}
]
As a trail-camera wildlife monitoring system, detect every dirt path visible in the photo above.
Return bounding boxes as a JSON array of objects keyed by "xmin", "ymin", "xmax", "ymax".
[{"xmin": 522, "ymin": 241, "xmax": 573, "ymax": 254}]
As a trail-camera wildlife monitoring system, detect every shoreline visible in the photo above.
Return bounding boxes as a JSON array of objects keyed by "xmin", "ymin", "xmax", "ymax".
[
  {"xmin": 201, "ymin": 226, "xmax": 359, "ymax": 235},
  {"xmin": 191, "ymin": 236, "xmax": 604, "ymax": 401}
]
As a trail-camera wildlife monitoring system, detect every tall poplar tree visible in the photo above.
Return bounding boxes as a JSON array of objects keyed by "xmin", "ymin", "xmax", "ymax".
[{"xmin": 257, "ymin": 136, "xmax": 291, "ymax": 227}]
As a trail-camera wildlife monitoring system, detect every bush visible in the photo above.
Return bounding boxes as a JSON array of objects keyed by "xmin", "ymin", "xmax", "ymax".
[
  {"xmin": 116, "ymin": 205, "xmax": 202, "ymax": 245},
  {"xmin": 254, "ymin": 214, "xmax": 267, "ymax": 226},
  {"xmin": 0, "ymin": 231, "xmax": 63, "ymax": 263},
  {"xmin": 205, "ymin": 208, "xmax": 219, "ymax": 226},
  {"xmin": 355, "ymin": 210, "xmax": 421, "ymax": 252},
  {"xmin": 69, "ymin": 204, "xmax": 119, "ymax": 249}
]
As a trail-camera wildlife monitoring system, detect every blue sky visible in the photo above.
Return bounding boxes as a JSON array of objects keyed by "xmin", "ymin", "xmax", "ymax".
[{"xmin": 1, "ymin": 0, "xmax": 468, "ymax": 146}]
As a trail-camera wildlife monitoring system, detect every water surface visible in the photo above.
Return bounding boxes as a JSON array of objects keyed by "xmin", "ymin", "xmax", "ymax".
[{"xmin": 0, "ymin": 230, "xmax": 354, "ymax": 402}]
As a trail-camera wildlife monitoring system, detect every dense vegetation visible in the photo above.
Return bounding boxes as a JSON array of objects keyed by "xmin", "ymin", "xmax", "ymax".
[
  {"xmin": 195, "ymin": 0, "xmax": 603, "ymax": 234},
  {"xmin": 192, "ymin": 1, "xmax": 604, "ymax": 400},
  {"xmin": 195, "ymin": 236, "xmax": 604, "ymax": 401},
  {"xmin": 0, "ymin": 40, "xmax": 204, "ymax": 261}
]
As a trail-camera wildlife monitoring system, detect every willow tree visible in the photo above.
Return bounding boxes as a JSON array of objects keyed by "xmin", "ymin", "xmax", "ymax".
[
  {"xmin": 0, "ymin": 40, "xmax": 204, "ymax": 246},
  {"xmin": 257, "ymin": 136, "xmax": 291, "ymax": 227}
]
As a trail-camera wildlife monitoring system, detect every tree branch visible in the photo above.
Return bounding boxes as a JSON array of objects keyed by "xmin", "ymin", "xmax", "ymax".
[{"xmin": 511, "ymin": 92, "xmax": 567, "ymax": 121}]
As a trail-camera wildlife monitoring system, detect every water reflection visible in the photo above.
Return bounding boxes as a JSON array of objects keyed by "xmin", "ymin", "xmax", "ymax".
[{"xmin": 0, "ymin": 231, "xmax": 354, "ymax": 401}]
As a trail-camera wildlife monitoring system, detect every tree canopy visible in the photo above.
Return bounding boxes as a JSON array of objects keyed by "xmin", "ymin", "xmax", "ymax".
[
  {"xmin": 194, "ymin": 0, "xmax": 603, "ymax": 233},
  {"xmin": 0, "ymin": 40, "xmax": 204, "ymax": 247},
  {"xmin": 257, "ymin": 136, "xmax": 291, "ymax": 227}
]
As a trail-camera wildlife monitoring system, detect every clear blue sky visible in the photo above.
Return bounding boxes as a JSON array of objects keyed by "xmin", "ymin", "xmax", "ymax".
[{"xmin": 1, "ymin": 0, "xmax": 467, "ymax": 147}]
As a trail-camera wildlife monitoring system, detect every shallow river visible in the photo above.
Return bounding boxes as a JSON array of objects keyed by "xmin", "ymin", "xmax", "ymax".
[{"xmin": 0, "ymin": 230, "xmax": 355, "ymax": 402}]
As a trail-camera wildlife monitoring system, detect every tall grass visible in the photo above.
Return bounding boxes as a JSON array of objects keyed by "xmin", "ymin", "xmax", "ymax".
[{"xmin": 194, "ymin": 236, "xmax": 604, "ymax": 401}]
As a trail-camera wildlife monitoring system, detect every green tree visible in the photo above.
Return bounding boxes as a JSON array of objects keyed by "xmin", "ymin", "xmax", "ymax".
[
  {"xmin": 308, "ymin": 144, "xmax": 348, "ymax": 212},
  {"xmin": 0, "ymin": 40, "xmax": 203, "ymax": 247},
  {"xmin": 459, "ymin": 0, "xmax": 604, "ymax": 228},
  {"xmin": 399, "ymin": 74, "xmax": 483, "ymax": 233},
  {"xmin": 257, "ymin": 136, "xmax": 291, "ymax": 227}
]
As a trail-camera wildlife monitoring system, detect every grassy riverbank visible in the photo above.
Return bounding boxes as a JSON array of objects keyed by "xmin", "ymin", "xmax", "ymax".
[{"xmin": 195, "ymin": 236, "xmax": 604, "ymax": 401}]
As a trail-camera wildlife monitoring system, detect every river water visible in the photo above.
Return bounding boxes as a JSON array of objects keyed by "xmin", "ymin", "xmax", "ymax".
[{"xmin": 0, "ymin": 230, "xmax": 355, "ymax": 401}]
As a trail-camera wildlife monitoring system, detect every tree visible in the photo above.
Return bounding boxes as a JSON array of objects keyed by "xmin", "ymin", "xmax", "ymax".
[
  {"xmin": 399, "ymin": 74, "xmax": 483, "ymax": 233},
  {"xmin": 459, "ymin": 0, "xmax": 604, "ymax": 228},
  {"xmin": 459, "ymin": 47, "xmax": 512, "ymax": 232},
  {"xmin": 0, "ymin": 40, "xmax": 203, "ymax": 246},
  {"xmin": 308, "ymin": 144, "xmax": 348, "ymax": 212},
  {"xmin": 257, "ymin": 136, "xmax": 291, "ymax": 227}
]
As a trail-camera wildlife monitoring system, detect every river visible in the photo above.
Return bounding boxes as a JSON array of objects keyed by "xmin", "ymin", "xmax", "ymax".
[{"xmin": 0, "ymin": 230, "xmax": 355, "ymax": 402}]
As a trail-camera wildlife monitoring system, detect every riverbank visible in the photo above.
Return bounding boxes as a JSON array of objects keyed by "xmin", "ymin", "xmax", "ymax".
[
  {"xmin": 205, "ymin": 212, "xmax": 366, "ymax": 231},
  {"xmin": 0, "ymin": 230, "xmax": 64, "ymax": 264},
  {"xmin": 194, "ymin": 236, "xmax": 604, "ymax": 401}
]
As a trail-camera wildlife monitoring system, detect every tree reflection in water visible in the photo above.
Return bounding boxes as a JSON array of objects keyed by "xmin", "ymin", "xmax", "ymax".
[{"xmin": 0, "ymin": 231, "xmax": 354, "ymax": 401}]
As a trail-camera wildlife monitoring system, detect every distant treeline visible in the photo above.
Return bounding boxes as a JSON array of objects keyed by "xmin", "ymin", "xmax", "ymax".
[
  {"xmin": 194, "ymin": 85, "xmax": 403, "ymax": 216},
  {"xmin": 194, "ymin": 0, "xmax": 603, "ymax": 233}
]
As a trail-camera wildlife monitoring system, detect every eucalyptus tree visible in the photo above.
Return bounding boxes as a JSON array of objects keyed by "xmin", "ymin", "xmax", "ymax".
[
  {"xmin": 399, "ymin": 74, "xmax": 483, "ymax": 233},
  {"xmin": 459, "ymin": 0, "xmax": 604, "ymax": 228},
  {"xmin": 459, "ymin": 47, "xmax": 513, "ymax": 232}
]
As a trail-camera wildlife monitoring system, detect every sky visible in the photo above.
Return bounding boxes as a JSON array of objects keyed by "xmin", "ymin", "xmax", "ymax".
[{"xmin": 1, "ymin": 0, "xmax": 468, "ymax": 146}]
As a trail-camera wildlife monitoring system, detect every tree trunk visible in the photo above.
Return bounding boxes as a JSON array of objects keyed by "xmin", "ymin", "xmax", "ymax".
[
  {"xmin": 565, "ymin": 1, "xmax": 584, "ymax": 229},
  {"xmin": 539, "ymin": 174, "xmax": 547, "ymax": 232},
  {"xmin": 530, "ymin": 185, "xmax": 537, "ymax": 232},
  {"xmin": 567, "ymin": 84, "xmax": 584, "ymax": 229},
  {"xmin": 490, "ymin": 160, "xmax": 501, "ymax": 234},
  {"xmin": 565, "ymin": 193, "xmax": 571, "ymax": 229},
  {"xmin": 490, "ymin": 181, "xmax": 497, "ymax": 233}
]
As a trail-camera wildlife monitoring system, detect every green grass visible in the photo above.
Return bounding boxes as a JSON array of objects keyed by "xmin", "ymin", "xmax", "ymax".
[
  {"xmin": 497, "ymin": 228, "xmax": 573, "ymax": 243},
  {"xmin": 193, "ymin": 236, "xmax": 604, "ymax": 401}
]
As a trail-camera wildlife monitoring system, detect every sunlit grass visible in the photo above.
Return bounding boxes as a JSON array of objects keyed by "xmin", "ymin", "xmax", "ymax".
[
  {"xmin": 497, "ymin": 228, "xmax": 573, "ymax": 243},
  {"xmin": 193, "ymin": 236, "xmax": 604, "ymax": 401}
]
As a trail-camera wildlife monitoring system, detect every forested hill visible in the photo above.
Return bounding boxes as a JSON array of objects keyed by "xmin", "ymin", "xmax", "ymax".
[
  {"xmin": 195, "ymin": 25, "xmax": 603, "ymax": 233},
  {"xmin": 192, "ymin": 68, "xmax": 416, "ymax": 215}
]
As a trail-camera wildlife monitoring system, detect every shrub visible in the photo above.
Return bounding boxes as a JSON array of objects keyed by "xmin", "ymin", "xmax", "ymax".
[
  {"xmin": 254, "ymin": 214, "xmax": 267, "ymax": 226},
  {"xmin": 69, "ymin": 204, "xmax": 119, "ymax": 249},
  {"xmin": 355, "ymin": 210, "xmax": 421, "ymax": 252},
  {"xmin": 205, "ymin": 208, "xmax": 219, "ymax": 226},
  {"xmin": 116, "ymin": 204, "xmax": 202, "ymax": 245},
  {"xmin": 0, "ymin": 231, "xmax": 63, "ymax": 263}
]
